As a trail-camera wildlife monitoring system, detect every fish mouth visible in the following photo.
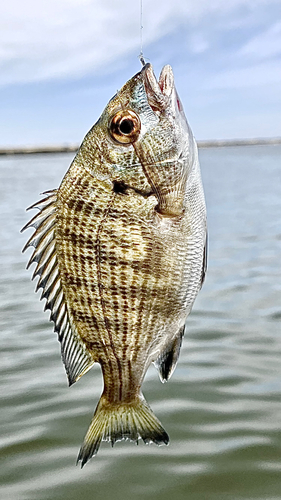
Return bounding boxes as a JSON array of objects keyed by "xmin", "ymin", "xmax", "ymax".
[{"xmin": 141, "ymin": 63, "xmax": 175, "ymax": 112}]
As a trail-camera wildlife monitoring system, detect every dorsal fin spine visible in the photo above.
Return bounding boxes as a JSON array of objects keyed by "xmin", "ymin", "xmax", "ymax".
[
  {"xmin": 41, "ymin": 274, "xmax": 60, "ymax": 300},
  {"xmin": 23, "ymin": 225, "xmax": 54, "ymax": 253},
  {"xmin": 37, "ymin": 264, "xmax": 59, "ymax": 297},
  {"xmin": 35, "ymin": 254, "xmax": 57, "ymax": 289},
  {"xmin": 43, "ymin": 281, "xmax": 61, "ymax": 310},
  {"xmin": 46, "ymin": 288, "xmax": 63, "ymax": 315},
  {"xmin": 54, "ymin": 304, "xmax": 67, "ymax": 331},
  {"xmin": 32, "ymin": 245, "xmax": 56, "ymax": 279},
  {"xmin": 27, "ymin": 238, "xmax": 56, "ymax": 270}
]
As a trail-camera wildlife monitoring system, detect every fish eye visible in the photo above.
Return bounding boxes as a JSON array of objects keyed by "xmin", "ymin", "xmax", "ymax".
[
  {"xmin": 119, "ymin": 118, "xmax": 134, "ymax": 135},
  {"xmin": 109, "ymin": 110, "xmax": 141, "ymax": 144}
]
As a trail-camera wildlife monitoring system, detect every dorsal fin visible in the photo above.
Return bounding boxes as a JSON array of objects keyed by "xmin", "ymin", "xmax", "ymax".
[
  {"xmin": 22, "ymin": 190, "xmax": 94, "ymax": 385},
  {"xmin": 154, "ymin": 324, "xmax": 185, "ymax": 383}
]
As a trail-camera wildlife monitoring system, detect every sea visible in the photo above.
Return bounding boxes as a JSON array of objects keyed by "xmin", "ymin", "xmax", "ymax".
[{"xmin": 0, "ymin": 145, "xmax": 280, "ymax": 500}]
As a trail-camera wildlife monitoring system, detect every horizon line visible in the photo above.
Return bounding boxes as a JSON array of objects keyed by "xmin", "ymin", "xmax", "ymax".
[{"xmin": 0, "ymin": 137, "xmax": 281, "ymax": 156}]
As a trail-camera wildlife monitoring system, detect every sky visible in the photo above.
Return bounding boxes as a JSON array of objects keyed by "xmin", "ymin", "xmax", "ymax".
[{"xmin": 0, "ymin": 0, "xmax": 280, "ymax": 146}]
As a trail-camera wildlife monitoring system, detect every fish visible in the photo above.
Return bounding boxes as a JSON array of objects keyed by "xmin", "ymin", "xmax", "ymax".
[{"xmin": 22, "ymin": 62, "xmax": 207, "ymax": 467}]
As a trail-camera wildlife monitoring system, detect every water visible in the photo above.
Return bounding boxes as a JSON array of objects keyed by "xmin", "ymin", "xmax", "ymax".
[{"xmin": 0, "ymin": 146, "xmax": 281, "ymax": 500}]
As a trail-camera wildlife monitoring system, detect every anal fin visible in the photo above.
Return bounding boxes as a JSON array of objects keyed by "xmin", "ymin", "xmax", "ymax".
[{"xmin": 154, "ymin": 325, "xmax": 185, "ymax": 382}]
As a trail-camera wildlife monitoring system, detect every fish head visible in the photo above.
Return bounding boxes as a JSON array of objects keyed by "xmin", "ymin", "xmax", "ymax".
[
  {"xmin": 81, "ymin": 63, "xmax": 197, "ymax": 216},
  {"xmin": 135, "ymin": 63, "xmax": 197, "ymax": 216}
]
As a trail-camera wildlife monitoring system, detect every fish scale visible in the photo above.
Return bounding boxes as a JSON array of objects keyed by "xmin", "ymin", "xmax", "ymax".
[{"xmin": 22, "ymin": 63, "xmax": 207, "ymax": 466}]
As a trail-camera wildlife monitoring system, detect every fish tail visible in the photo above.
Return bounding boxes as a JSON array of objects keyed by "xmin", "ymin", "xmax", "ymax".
[{"xmin": 77, "ymin": 393, "xmax": 169, "ymax": 467}]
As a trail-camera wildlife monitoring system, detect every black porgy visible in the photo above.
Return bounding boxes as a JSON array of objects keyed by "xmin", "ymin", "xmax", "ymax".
[{"xmin": 22, "ymin": 63, "xmax": 207, "ymax": 467}]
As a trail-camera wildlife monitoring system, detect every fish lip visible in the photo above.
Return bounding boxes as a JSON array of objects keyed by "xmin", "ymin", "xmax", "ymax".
[{"xmin": 141, "ymin": 63, "xmax": 174, "ymax": 112}]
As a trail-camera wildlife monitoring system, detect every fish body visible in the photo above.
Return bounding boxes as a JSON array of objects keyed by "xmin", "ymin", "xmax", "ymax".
[{"xmin": 22, "ymin": 63, "xmax": 207, "ymax": 466}]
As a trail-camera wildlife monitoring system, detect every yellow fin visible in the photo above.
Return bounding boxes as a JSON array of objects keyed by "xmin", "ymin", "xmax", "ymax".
[{"xmin": 77, "ymin": 393, "xmax": 169, "ymax": 467}]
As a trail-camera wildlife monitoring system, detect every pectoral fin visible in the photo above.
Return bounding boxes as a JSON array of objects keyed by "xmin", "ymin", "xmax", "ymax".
[{"xmin": 154, "ymin": 325, "xmax": 185, "ymax": 382}]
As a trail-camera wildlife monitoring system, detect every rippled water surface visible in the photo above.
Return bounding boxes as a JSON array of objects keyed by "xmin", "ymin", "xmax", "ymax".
[{"xmin": 1, "ymin": 146, "xmax": 281, "ymax": 500}]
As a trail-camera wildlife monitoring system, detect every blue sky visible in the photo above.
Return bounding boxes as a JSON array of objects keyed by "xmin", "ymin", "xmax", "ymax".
[{"xmin": 1, "ymin": 0, "xmax": 280, "ymax": 146}]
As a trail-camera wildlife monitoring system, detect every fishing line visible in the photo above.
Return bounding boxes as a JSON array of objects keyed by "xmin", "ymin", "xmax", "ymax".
[
  {"xmin": 115, "ymin": 1, "xmax": 145, "ymax": 108},
  {"xmin": 139, "ymin": 0, "xmax": 145, "ymax": 66}
]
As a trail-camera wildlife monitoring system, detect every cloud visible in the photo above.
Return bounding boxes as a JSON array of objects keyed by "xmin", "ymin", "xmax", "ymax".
[
  {"xmin": 0, "ymin": 0, "xmax": 280, "ymax": 86},
  {"xmin": 239, "ymin": 21, "xmax": 281, "ymax": 59},
  {"xmin": 204, "ymin": 16, "xmax": 281, "ymax": 90},
  {"xmin": 206, "ymin": 60, "xmax": 281, "ymax": 89}
]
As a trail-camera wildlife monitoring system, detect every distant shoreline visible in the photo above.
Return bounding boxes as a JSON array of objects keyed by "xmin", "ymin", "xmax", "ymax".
[
  {"xmin": 198, "ymin": 137, "xmax": 281, "ymax": 148},
  {"xmin": 0, "ymin": 137, "xmax": 281, "ymax": 156}
]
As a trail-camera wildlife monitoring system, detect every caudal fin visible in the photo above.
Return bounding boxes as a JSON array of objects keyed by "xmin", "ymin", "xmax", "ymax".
[{"xmin": 77, "ymin": 394, "xmax": 169, "ymax": 467}]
